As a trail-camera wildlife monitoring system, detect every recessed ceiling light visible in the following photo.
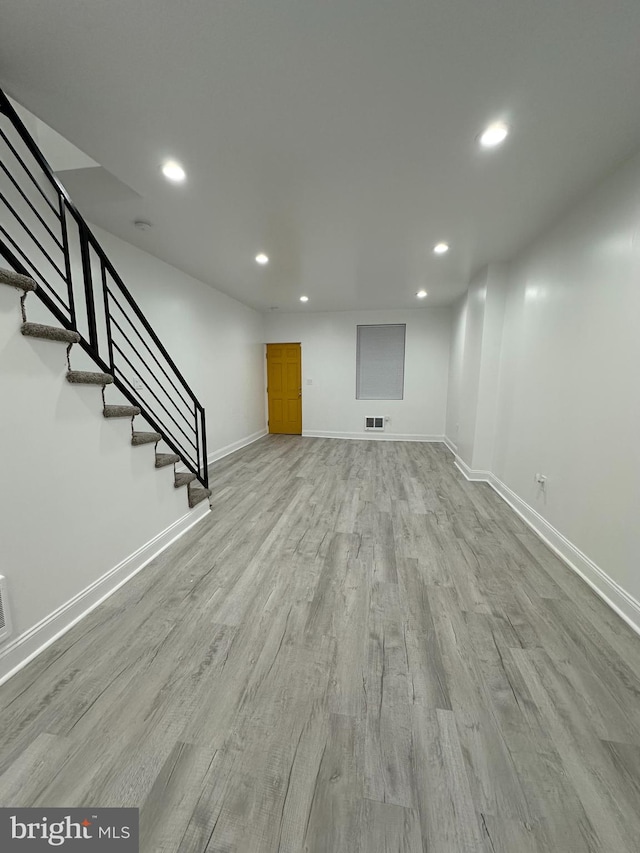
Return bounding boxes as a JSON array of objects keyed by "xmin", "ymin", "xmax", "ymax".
[
  {"xmin": 479, "ymin": 121, "xmax": 509, "ymax": 148},
  {"xmin": 161, "ymin": 160, "xmax": 186, "ymax": 182},
  {"xmin": 299, "ymin": 295, "xmax": 309, "ymax": 302},
  {"xmin": 255, "ymin": 253, "xmax": 269, "ymax": 265},
  {"xmin": 416, "ymin": 290, "xmax": 428, "ymax": 299},
  {"xmin": 433, "ymin": 242, "xmax": 449, "ymax": 255}
]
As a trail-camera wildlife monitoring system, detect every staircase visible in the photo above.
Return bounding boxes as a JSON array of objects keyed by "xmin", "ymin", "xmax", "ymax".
[
  {"xmin": 0, "ymin": 268, "xmax": 210, "ymax": 508},
  {"xmin": 0, "ymin": 90, "xmax": 211, "ymax": 510}
]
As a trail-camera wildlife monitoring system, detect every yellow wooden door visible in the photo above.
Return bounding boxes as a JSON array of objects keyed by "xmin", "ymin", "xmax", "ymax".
[{"xmin": 266, "ymin": 343, "xmax": 302, "ymax": 434}]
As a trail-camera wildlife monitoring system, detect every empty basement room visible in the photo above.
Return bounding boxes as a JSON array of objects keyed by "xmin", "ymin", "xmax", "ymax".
[{"xmin": 1, "ymin": 2, "xmax": 640, "ymax": 852}]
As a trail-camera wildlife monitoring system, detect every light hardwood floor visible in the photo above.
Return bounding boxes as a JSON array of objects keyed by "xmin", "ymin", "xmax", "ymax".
[{"xmin": 1, "ymin": 437, "xmax": 640, "ymax": 852}]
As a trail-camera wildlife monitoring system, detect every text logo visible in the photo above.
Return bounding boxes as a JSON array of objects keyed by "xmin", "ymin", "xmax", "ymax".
[{"xmin": 0, "ymin": 809, "xmax": 138, "ymax": 852}]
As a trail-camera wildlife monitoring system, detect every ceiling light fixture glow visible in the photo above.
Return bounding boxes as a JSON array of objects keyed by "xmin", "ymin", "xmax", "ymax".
[
  {"xmin": 161, "ymin": 160, "xmax": 186, "ymax": 182},
  {"xmin": 416, "ymin": 290, "xmax": 428, "ymax": 299},
  {"xmin": 299, "ymin": 295, "xmax": 309, "ymax": 302},
  {"xmin": 479, "ymin": 121, "xmax": 509, "ymax": 148},
  {"xmin": 433, "ymin": 242, "xmax": 449, "ymax": 255},
  {"xmin": 255, "ymin": 253, "xmax": 269, "ymax": 265}
]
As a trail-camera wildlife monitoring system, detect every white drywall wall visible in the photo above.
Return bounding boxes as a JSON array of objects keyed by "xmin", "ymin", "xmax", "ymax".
[
  {"xmin": 448, "ymin": 149, "xmax": 640, "ymax": 614},
  {"xmin": 264, "ymin": 308, "xmax": 451, "ymax": 438},
  {"xmin": 492, "ymin": 151, "xmax": 640, "ymax": 603},
  {"xmin": 455, "ymin": 268, "xmax": 487, "ymax": 464},
  {"xmin": 0, "ymin": 223, "xmax": 266, "ymax": 677},
  {"xmin": 0, "ymin": 284, "xmax": 187, "ymax": 651},
  {"xmin": 445, "ymin": 295, "xmax": 466, "ymax": 449},
  {"xmin": 90, "ymin": 226, "xmax": 267, "ymax": 458},
  {"xmin": 445, "ymin": 265, "xmax": 508, "ymax": 469},
  {"xmin": 471, "ymin": 265, "xmax": 508, "ymax": 471}
]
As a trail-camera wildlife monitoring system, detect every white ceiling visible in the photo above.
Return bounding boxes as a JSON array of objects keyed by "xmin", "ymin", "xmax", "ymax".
[{"xmin": 2, "ymin": 0, "xmax": 640, "ymax": 312}]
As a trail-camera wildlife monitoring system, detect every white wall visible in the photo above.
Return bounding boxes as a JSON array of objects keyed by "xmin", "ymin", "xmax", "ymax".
[
  {"xmin": 91, "ymin": 226, "xmax": 267, "ymax": 459},
  {"xmin": 264, "ymin": 308, "xmax": 451, "ymax": 439},
  {"xmin": 470, "ymin": 265, "xmax": 507, "ymax": 471},
  {"xmin": 447, "ymin": 264, "xmax": 508, "ymax": 468},
  {"xmin": 0, "ymin": 223, "xmax": 266, "ymax": 680},
  {"xmin": 445, "ymin": 295, "xmax": 466, "ymax": 449},
  {"xmin": 0, "ymin": 284, "xmax": 198, "ymax": 678},
  {"xmin": 448, "ymin": 149, "xmax": 640, "ymax": 618},
  {"xmin": 493, "ymin": 151, "xmax": 640, "ymax": 604},
  {"xmin": 455, "ymin": 268, "xmax": 487, "ymax": 464}
]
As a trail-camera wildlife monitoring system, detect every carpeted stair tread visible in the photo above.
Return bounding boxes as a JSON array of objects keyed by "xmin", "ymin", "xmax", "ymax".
[
  {"xmin": 188, "ymin": 484, "xmax": 212, "ymax": 508},
  {"xmin": 67, "ymin": 370, "xmax": 114, "ymax": 385},
  {"xmin": 155, "ymin": 453, "xmax": 180, "ymax": 468},
  {"xmin": 103, "ymin": 404, "xmax": 141, "ymax": 419},
  {"xmin": 132, "ymin": 431, "xmax": 162, "ymax": 446},
  {"xmin": 0, "ymin": 268, "xmax": 37, "ymax": 292},
  {"xmin": 21, "ymin": 322, "xmax": 81, "ymax": 344},
  {"xmin": 174, "ymin": 472, "xmax": 196, "ymax": 488}
]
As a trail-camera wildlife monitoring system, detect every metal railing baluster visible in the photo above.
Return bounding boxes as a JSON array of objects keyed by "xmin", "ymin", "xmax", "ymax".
[{"xmin": 0, "ymin": 88, "xmax": 209, "ymax": 489}]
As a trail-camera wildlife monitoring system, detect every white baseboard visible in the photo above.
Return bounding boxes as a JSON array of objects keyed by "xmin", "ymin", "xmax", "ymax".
[
  {"xmin": 443, "ymin": 436, "xmax": 458, "ymax": 455},
  {"xmin": 453, "ymin": 455, "xmax": 493, "ymax": 482},
  {"xmin": 0, "ymin": 501, "xmax": 210, "ymax": 687},
  {"xmin": 175, "ymin": 429, "xmax": 268, "ymax": 475},
  {"xmin": 453, "ymin": 454, "xmax": 640, "ymax": 638},
  {"xmin": 303, "ymin": 431, "xmax": 446, "ymax": 442},
  {"xmin": 207, "ymin": 428, "xmax": 268, "ymax": 465}
]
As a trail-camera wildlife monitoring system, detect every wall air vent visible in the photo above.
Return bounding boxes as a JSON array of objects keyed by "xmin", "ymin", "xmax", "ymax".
[
  {"xmin": 365, "ymin": 417, "xmax": 385, "ymax": 431},
  {"xmin": 0, "ymin": 576, "xmax": 12, "ymax": 643}
]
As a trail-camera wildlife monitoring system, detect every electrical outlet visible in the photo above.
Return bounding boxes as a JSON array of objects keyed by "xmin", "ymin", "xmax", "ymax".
[{"xmin": 535, "ymin": 473, "xmax": 547, "ymax": 490}]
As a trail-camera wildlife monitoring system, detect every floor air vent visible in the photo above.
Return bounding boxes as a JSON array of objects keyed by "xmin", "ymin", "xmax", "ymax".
[
  {"xmin": 0, "ymin": 576, "xmax": 12, "ymax": 642},
  {"xmin": 365, "ymin": 417, "xmax": 385, "ymax": 431}
]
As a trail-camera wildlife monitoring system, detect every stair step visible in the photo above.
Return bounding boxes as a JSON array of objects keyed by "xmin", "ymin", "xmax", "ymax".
[
  {"xmin": 188, "ymin": 484, "xmax": 212, "ymax": 509},
  {"xmin": 21, "ymin": 322, "xmax": 81, "ymax": 344},
  {"xmin": 103, "ymin": 404, "xmax": 141, "ymax": 419},
  {"xmin": 132, "ymin": 431, "xmax": 161, "ymax": 446},
  {"xmin": 155, "ymin": 453, "xmax": 180, "ymax": 468},
  {"xmin": 174, "ymin": 472, "xmax": 196, "ymax": 488},
  {"xmin": 0, "ymin": 268, "xmax": 37, "ymax": 292},
  {"xmin": 67, "ymin": 370, "xmax": 114, "ymax": 386}
]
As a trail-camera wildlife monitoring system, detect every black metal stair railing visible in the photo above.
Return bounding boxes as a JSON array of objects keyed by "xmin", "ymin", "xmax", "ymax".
[{"xmin": 0, "ymin": 89, "xmax": 208, "ymax": 488}]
